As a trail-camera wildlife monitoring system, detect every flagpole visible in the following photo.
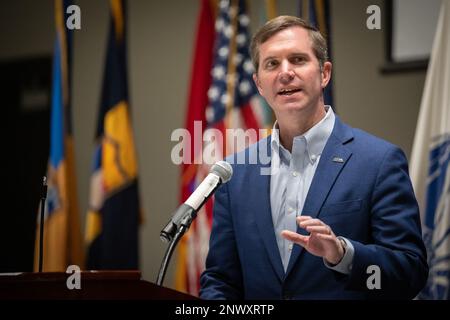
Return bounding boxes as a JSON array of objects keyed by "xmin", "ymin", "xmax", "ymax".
[{"xmin": 224, "ymin": 0, "xmax": 239, "ymax": 144}]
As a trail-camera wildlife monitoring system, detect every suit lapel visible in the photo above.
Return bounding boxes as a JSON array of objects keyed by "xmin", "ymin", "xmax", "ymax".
[
  {"xmin": 253, "ymin": 138, "xmax": 285, "ymax": 282},
  {"xmin": 286, "ymin": 117, "xmax": 354, "ymax": 277}
]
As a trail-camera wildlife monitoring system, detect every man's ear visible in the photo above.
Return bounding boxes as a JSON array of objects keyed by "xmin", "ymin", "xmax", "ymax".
[
  {"xmin": 321, "ymin": 61, "xmax": 332, "ymax": 88},
  {"xmin": 253, "ymin": 73, "xmax": 263, "ymax": 96}
]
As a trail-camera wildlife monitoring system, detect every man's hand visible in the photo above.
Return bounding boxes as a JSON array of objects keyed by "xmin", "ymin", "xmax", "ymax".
[{"xmin": 281, "ymin": 216, "xmax": 344, "ymax": 265}]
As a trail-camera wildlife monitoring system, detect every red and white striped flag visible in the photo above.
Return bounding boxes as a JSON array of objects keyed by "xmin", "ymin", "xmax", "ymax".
[{"xmin": 175, "ymin": 0, "xmax": 270, "ymax": 296}]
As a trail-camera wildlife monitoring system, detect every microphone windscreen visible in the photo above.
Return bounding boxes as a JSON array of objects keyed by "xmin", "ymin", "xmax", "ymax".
[{"xmin": 210, "ymin": 161, "xmax": 233, "ymax": 183}]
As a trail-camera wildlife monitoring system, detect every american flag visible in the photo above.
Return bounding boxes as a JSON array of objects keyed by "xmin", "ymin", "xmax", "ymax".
[
  {"xmin": 206, "ymin": 0, "xmax": 264, "ymax": 141},
  {"xmin": 175, "ymin": 0, "xmax": 271, "ymax": 296}
]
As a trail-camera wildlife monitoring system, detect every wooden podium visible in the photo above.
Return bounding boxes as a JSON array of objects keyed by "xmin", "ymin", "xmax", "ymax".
[{"xmin": 0, "ymin": 271, "xmax": 197, "ymax": 300}]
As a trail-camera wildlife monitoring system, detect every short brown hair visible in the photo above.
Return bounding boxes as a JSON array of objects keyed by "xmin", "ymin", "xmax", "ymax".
[{"xmin": 250, "ymin": 16, "xmax": 328, "ymax": 73}]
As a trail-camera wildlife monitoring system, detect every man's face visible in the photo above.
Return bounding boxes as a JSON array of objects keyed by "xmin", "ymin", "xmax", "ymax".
[{"xmin": 253, "ymin": 27, "xmax": 331, "ymax": 118}]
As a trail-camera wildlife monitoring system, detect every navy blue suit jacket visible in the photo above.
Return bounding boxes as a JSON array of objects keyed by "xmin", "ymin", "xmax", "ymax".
[{"xmin": 200, "ymin": 116, "xmax": 428, "ymax": 300}]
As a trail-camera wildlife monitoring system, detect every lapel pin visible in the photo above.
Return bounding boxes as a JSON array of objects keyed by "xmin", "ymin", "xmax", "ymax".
[{"xmin": 332, "ymin": 157, "xmax": 344, "ymax": 163}]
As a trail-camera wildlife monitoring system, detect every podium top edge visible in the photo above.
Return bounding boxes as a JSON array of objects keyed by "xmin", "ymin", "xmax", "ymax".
[{"xmin": 0, "ymin": 270, "xmax": 142, "ymax": 281}]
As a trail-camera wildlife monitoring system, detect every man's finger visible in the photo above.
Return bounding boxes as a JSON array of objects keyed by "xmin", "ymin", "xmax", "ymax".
[
  {"xmin": 315, "ymin": 233, "xmax": 335, "ymax": 241},
  {"xmin": 306, "ymin": 225, "xmax": 331, "ymax": 234},
  {"xmin": 281, "ymin": 230, "xmax": 308, "ymax": 245},
  {"xmin": 297, "ymin": 218, "xmax": 324, "ymax": 228}
]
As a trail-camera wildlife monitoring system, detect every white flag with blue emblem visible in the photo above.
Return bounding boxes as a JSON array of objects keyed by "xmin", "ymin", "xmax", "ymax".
[{"xmin": 410, "ymin": 0, "xmax": 450, "ymax": 300}]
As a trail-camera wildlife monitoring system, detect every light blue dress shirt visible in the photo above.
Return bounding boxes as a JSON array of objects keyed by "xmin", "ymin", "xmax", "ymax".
[{"xmin": 270, "ymin": 106, "xmax": 354, "ymax": 274}]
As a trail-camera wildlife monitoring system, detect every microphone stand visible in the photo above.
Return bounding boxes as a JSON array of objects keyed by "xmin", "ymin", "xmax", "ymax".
[
  {"xmin": 156, "ymin": 161, "xmax": 232, "ymax": 287},
  {"xmin": 156, "ymin": 214, "xmax": 194, "ymax": 286},
  {"xmin": 38, "ymin": 176, "xmax": 48, "ymax": 273}
]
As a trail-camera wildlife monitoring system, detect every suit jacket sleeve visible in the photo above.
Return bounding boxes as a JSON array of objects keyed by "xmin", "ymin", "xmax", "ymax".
[
  {"xmin": 346, "ymin": 146, "xmax": 429, "ymax": 298},
  {"xmin": 199, "ymin": 181, "xmax": 244, "ymax": 299}
]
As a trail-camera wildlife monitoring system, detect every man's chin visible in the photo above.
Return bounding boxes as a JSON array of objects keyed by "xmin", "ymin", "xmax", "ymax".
[{"xmin": 281, "ymin": 102, "xmax": 309, "ymax": 113}]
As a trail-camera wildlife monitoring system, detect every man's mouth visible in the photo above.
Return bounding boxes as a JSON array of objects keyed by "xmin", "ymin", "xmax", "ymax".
[{"xmin": 278, "ymin": 88, "xmax": 302, "ymax": 96}]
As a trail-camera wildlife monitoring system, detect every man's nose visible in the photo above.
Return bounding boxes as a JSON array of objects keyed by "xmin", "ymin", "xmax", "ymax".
[{"xmin": 279, "ymin": 61, "xmax": 294, "ymax": 84}]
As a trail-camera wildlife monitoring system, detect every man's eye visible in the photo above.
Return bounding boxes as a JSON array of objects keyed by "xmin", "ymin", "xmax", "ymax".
[
  {"xmin": 265, "ymin": 60, "xmax": 278, "ymax": 68},
  {"xmin": 292, "ymin": 56, "xmax": 305, "ymax": 64}
]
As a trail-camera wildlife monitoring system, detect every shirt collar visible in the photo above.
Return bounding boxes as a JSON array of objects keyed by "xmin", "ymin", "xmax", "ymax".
[
  {"xmin": 271, "ymin": 121, "xmax": 291, "ymax": 162},
  {"xmin": 271, "ymin": 105, "xmax": 335, "ymax": 164}
]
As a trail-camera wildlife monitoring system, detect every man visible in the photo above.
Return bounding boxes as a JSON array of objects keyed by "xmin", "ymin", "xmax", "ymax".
[{"xmin": 199, "ymin": 16, "xmax": 428, "ymax": 299}]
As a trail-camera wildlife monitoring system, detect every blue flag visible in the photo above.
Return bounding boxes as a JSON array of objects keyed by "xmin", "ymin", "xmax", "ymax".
[
  {"xmin": 300, "ymin": 0, "xmax": 334, "ymax": 108},
  {"xmin": 34, "ymin": 0, "xmax": 84, "ymax": 271},
  {"xmin": 85, "ymin": 0, "xmax": 141, "ymax": 269}
]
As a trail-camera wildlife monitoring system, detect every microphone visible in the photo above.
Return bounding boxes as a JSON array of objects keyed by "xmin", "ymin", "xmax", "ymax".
[{"xmin": 160, "ymin": 160, "xmax": 233, "ymax": 243}]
